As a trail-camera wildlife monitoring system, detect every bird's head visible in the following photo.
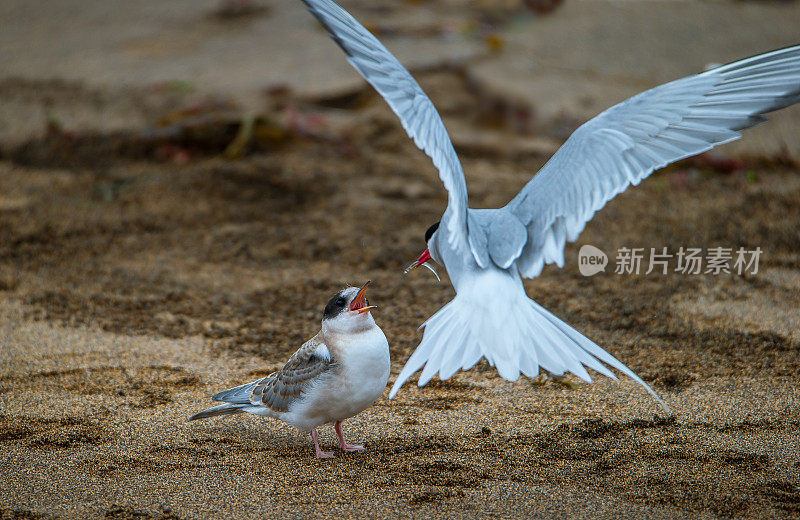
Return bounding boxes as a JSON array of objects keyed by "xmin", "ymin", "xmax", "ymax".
[
  {"xmin": 403, "ymin": 222, "xmax": 441, "ymax": 281},
  {"xmin": 322, "ymin": 281, "xmax": 378, "ymax": 333}
]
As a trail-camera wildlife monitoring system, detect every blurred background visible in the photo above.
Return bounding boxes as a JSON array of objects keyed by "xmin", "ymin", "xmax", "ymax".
[{"xmin": 1, "ymin": 0, "xmax": 799, "ymax": 158}]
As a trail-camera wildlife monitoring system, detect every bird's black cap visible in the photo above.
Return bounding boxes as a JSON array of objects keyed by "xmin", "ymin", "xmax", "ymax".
[
  {"xmin": 323, "ymin": 291, "xmax": 349, "ymax": 320},
  {"xmin": 424, "ymin": 222, "xmax": 440, "ymax": 243}
]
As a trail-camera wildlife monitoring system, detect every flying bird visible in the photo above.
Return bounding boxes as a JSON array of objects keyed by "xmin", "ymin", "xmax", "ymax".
[
  {"xmin": 300, "ymin": 0, "xmax": 800, "ymax": 407},
  {"xmin": 190, "ymin": 282, "xmax": 389, "ymax": 458}
]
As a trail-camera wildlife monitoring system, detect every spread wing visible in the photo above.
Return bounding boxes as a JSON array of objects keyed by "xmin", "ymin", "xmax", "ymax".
[
  {"xmin": 301, "ymin": 0, "xmax": 469, "ymax": 253},
  {"xmin": 213, "ymin": 335, "xmax": 333, "ymax": 412},
  {"xmin": 503, "ymin": 45, "xmax": 800, "ymax": 277}
]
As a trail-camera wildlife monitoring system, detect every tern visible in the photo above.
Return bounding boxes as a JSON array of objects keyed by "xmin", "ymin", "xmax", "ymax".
[
  {"xmin": 190, "ymin": 282, "xmax": 389, "ymax": 458},
  {"xmin": 300, "ymin": 0, "xmax": 800, "ymax": 408}
]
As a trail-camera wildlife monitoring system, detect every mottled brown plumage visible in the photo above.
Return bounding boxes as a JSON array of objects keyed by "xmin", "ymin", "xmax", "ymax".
[{"xmin": 250, "ymin": 335, "xmax": 333, "ymax": 412}]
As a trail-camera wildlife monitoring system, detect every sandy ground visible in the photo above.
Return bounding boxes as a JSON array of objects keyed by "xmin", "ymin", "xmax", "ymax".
[{"xmin": 1, "ymin": 1, "xmax": 800, "ymax": 519}]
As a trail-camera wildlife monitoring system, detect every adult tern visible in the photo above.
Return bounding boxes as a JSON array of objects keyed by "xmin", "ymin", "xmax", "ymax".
[
  {"xmin": 300, "ymin": 0, "xmax": 800, "ymax": 408},
  {"xmin": 190, "ymin": 283, "xmax": 389, "ymax": 458}
]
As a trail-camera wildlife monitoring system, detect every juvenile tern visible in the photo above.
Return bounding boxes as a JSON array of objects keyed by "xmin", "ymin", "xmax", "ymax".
[
  {"xmin": 190, "ymin": 282, "xmax": 389, "ymax": 458},
  {"xmin": 300, "ymin": 0, "xmax": 800, "ymax": 408}
]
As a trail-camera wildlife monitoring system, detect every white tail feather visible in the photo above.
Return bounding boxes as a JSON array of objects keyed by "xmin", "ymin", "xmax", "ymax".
[{"xmin": 388, "ymin": 277, "xmax": 667, "ymax": 411}]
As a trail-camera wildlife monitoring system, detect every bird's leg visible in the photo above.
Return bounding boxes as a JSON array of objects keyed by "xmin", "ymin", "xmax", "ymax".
[
  {"xmin": 531, "ymin": 370, "xmax": 579, "ymax": 389},
  {"xmin": 549, "ymin": 372, "xmax": 579, "ymax": 389},
  {"xmin": 311, "ymin": 427, "xmax": 334, "ymax": 459},
  {"xmin": 335, "ymin": 421, "xmax": 365, "ymax": 452}
]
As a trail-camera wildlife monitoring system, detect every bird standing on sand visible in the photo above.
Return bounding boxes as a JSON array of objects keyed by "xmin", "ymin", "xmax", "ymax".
[
  {"xmin": 190, "ymin": 282, "xmax": 389, "ymax": 458},
  {"xmin": 301, "ymin": 0, "xmax": 800, "ymax": 408}
]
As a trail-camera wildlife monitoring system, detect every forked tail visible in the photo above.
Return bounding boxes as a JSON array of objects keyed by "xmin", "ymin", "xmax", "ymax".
[{"xmin": 388, "ymin": 287, "xmax": 667, "ymax": 410}]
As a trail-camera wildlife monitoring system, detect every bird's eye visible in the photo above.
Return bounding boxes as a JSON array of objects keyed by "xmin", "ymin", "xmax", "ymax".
[
  {"xmin": 336, "ymin": 297, "xmax": 346, "ymax": 307},
  {"xmin": 365, "ymin": 297, "xmax": 369, "ymax": 306}
]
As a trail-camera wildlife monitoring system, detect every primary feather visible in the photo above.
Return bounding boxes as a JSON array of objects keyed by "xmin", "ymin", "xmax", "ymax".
[
  {"xmin": 300, "ymin": 0, "xmax": 469, "ymax": 254},
  {"xmin": 508, "ymin": 46, "xmax": 800, "ymax": 277}
]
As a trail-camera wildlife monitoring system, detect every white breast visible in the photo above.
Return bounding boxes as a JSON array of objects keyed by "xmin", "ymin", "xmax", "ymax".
[{"xmin": 283, "ymin": 325, "xmax": 389, "ymax": 431}]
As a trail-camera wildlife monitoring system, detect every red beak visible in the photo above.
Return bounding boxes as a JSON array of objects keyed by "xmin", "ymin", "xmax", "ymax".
[{"xmin": 404, "ymin": 249, "xmax": 432, "ymax": 274}]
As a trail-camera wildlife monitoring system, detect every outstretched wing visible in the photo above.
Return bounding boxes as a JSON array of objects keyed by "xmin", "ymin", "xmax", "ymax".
[
  {"xmin": 301, "ymin": 0, "xmax": 469, "ymax": 253},
  {"xmin": 505, "ymin": 45, "xmax": 800, "ymax": 277},
  {"xmin": 213, "ymin": 335, "xmax": 333, "ymax": 412}
]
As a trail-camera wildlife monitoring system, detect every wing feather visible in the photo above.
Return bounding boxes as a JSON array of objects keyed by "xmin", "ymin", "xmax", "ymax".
[
  {"xmin": 507, "ymin": 45, "xmax": 800, "ymax": 277},
  {"xmin": 301, "ymin": 0, "xmax": 469, "ymax": 253},
  {"xmin": 255, "ymin": 337, "xmax": 333, "ymax": 412},
  {"xmin": 213, "ymin": 335, "xmax": 333, "ymax": 413}
]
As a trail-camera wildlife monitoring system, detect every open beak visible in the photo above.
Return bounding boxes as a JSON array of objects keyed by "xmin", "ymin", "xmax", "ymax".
[
  {"xmin": 348, "ymin": 281, "xmax": 378, "ymax": 314},
  {"xmin": 403, "ymin": 249, "xmax": 440, "ymax": 281},
  {"xmin": 404, "ymin": 249, "xmax": 431, "ymax": 274}
]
